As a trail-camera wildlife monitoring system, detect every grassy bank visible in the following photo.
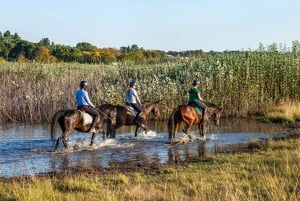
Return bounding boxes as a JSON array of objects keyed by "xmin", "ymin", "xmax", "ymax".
[
  {"xmin": 1, "ymin": 50, "xmax": 300, "ymax": 123},
  {"xmin": 1, "ymin": 138, "xmax": 300, "ymax": 201},
  {"xmin": 263, "ymin": 103, "xmax": 300, "ymax": 123}
]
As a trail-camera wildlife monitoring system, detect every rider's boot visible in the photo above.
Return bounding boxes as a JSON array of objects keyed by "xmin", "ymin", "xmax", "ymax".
[
  {"xmin": 201, "ymin": 108, "xmax": 208, "ymax": 123},
  {"xmin": 133, "ymin": 113, "xmax": 140, "ymax": 126},
  {"xmin": 89, "ymin": 116, "xmax": 99, "ymax": 133}
]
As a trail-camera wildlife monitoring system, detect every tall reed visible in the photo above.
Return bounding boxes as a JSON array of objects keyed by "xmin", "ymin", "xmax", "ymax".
[{"xmin": 1, "ymin": 50, "xmax": 300, "ymax": 123}]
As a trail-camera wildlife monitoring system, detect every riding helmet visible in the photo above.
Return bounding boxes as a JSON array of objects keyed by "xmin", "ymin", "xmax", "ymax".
[
  {"xmin": 192, "ymin": 79, "xmax": 199, "ymax": 86},
  {"xmin": 80, "ymin": 80, "xmax": 88, "ymax": 88},
  {"xmin": 129, "ymin": 81, "xmax": 137, "ymax": 87}
]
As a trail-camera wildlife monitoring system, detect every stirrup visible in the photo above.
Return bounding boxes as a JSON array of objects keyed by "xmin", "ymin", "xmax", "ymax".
[
  {"xmin": 134, "ymin": 118, "xmax": 140, "ymax": 126},
  {"xmin": 89, "ymin": 128, "xmax": 97, "ymax": 133}
]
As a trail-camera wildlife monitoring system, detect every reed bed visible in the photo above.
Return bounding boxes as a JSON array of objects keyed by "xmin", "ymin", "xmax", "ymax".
[{"xmin": 1, "ymin": 50, "xmax": 300, "ymax": 123}]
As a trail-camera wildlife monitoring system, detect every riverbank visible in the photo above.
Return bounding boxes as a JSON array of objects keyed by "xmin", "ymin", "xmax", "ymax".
[{"xmin": 1, "ymin": 132, "xmax": 300, "ymax": 201}]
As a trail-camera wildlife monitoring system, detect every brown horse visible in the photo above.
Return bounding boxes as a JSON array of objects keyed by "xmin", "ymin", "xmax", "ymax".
[
  {"xmin": 97, "ymin": 101, "xmax": 160, "ymax": 138},
  {"xmin": 168, "ymin": 102, "xmax": 223, "ymax": 143},
  {"xmin": 50, "ymin": 108, "xmax": 116, "ymax": 151}
]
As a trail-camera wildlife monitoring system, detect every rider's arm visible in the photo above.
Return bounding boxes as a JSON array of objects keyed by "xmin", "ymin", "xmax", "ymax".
[
  {"xmin": 135, "ymin": 94, "xmax": 141, "ymax": 105},
  {"xmin": 133, "ymin": 90, "xmax": 141, "ymax": 105},
  {"xmin": 197, "ymin": 92, "xmax": 204, "ymax": 101},
  {"xmin": 84, "ymin": 91, "xmax": 95, "ymax": 108}
]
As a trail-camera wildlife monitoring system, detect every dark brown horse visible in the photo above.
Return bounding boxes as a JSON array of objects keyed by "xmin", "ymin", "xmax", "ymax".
[
  {"xmin": 97, "ymin": 101, "xmax": 160, "ymax": 138},
  {"xmin": 168, "ymin": 102, "xmax": 223, "ymax": 143},
  {"xmin": 50, "ymin": 108, "xmax": 116, "ymax": 151}
]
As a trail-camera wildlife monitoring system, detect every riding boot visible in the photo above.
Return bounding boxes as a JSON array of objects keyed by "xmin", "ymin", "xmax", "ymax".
[
  {"xmin": 201, "ymin": 108, "xmax": 208, "ymax": 123},
  {"xmin": 133, "ymin": 113, "xmax": 140, "ymax": 126},
  {"xmin": 89, "ymin": 116, "xmax": 99, "ymax": 133}
]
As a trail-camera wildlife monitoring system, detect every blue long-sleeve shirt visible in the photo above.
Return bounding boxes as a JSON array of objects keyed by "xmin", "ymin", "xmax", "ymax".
[{"xmin": 75, "ymin": 88, "xmax": 95, "ymax": 107}]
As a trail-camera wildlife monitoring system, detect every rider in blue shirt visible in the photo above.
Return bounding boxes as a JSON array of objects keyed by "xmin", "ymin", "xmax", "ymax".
[
  {"xmin": 75, "ymin": 80, "xmax": 100, "ymax": 133},
  {"xmin": 125, "ymin": 81, "xmax": 142, "ymax": 125}
]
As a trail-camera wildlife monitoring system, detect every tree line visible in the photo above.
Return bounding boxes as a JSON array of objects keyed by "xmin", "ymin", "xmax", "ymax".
[{"xmin": 0, "ymin": 30, "xmax": 210, "ymax": 64}]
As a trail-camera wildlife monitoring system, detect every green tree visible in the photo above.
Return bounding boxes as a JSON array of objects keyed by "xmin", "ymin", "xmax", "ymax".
[
  {"xmin": 76, "ymin": 42, "xmax": 96, "ymax": 51},
  {"xmin": 38, "ymin": 38, "xmax": 51, "ymax": 47}
]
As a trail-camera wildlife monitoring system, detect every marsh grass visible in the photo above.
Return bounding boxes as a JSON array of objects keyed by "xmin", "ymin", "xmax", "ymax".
[
  {"xmin": 265, "ymin": 103, "xmax": 300, "ymax": 123},
  {"xmin": 1, "ymin": 139, "xmax": 300, "ymax": 201},
  {"xmin": 1, "ymin": 50, "xmax": 300, "ymax": 123}
]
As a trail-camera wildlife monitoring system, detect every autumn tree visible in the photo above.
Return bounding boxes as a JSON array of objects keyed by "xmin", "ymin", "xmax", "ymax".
[{"xmin": 35, "ymin": 46, "xmax": 56, "ymax": 63}]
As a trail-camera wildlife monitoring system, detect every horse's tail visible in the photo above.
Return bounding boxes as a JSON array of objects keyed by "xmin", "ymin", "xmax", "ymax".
[
  {"xmin": 168, "ymin": 107, "xmax": 180, "ymax": 140},
  {"xmin": 50, "ymin": 110, "xmax": 66, "ymax": 142}
]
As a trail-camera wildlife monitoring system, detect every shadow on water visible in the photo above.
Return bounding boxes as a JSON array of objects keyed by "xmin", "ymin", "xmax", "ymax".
[{"xmin": 0, "ymin": 119, "xmax": 287, "ymax": 178}]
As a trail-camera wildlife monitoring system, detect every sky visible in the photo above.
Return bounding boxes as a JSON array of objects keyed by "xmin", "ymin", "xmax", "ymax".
[{"xmin": 0, "ymin": 0, "xmax": 299, "ymax": 51}]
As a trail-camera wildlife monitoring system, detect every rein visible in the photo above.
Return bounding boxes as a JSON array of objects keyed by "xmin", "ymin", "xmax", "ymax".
[{"xmin": 96, "ymin": 108, "xmax": 114, "ymax": 120}]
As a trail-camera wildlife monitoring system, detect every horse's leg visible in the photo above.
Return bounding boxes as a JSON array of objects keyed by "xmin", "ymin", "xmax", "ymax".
[
  {"xmin": 112, "ymin": 127, "xmax": 116, "ymax": 138},
  {"xmin": 103, "ymin": 130, "xmax": 107, "ymax": 141},
  {"xmin": 170, "ymin": 121, "xmax": 181, "ymax": 143},
  {"xmin": 199, "ymin": 123, "xmax": 206, "ymax": 141},
  {"xmin": 174, "ymin": 121, "xmax": 180, "ymax": 139},
  {"xmin": 60, "ymin": 130, "xmax": 70, "ymax": 149},
  {"xmin": 54, "ymin": 137, "xmax": 61, "ymax": 151},
  {"xmin": 54, "ymin": 132, "xmax": 69, "ymax": 151},
  {"xmin": 183, "ymin": 122, "xmax": 192, "ymax": 134},
  {"xmin": 90, "ymin": 133, "xmax": 96, "ymax": 146},
  {"xmin": 134, "ymin": 125, "xmax": 139, "ymax": 137},
  {"xmin": 62, "ymin": 138, "xmax": 68, "ymax": 149}
]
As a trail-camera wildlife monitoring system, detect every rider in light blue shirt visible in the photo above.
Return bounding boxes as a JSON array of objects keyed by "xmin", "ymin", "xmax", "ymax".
[
  {"xmin": 76, "ymin": 87, "xmax": 95, "ymax": 107},
  {"xmin": 75, "ymin": 80, "xmax": 99, "ymax": 133}
]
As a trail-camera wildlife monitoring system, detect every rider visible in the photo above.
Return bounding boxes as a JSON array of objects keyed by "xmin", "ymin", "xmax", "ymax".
[
  {"xmin": 188, "ymin": 79, "xmax": 208, "ymax": 123},
  {"xmin": 75, "ymin": 80, "xmax": 100, "ymax": 133},
  {"xmin": 125, "ymin": 81, "xmax": 142, "ymax": 125}
]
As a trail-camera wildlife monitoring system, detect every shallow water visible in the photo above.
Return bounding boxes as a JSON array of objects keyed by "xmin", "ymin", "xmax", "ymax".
[{"xmin": 0, "ymin": 119, "xmax": 283, "ymax": 178}]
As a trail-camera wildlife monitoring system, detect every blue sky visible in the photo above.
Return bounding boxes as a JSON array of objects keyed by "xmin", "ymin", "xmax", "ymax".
[{"xmin": 1, "ymin": 0, "xmax": 299, "ymax": 51}]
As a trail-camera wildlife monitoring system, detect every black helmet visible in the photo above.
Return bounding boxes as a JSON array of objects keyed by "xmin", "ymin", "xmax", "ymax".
[
  {"xmin": 192, "ymin": 79, "xmax": 199, "ymax": 86},
  {"xmin": 80, "ymin": 80, "xmax": 88, "ymax": 88},
  {"xmin": 129, "ymin": 81, "xmax": 137, "ymax": 87}
]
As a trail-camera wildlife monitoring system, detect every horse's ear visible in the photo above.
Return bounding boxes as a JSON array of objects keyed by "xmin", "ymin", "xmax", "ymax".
[{"xmin": 219, "ymin": 107, "xmax": 223, "ymax": 112}]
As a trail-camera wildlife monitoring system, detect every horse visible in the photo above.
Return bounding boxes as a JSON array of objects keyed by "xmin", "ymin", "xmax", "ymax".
[
  {"xmin": 97, "ymin": 101, "xmax": 160, "ymax": 138},
  {"xmin": 50, "ymin": 108, "xmax": 117, "ymax": 151},
  {"xmin": 168, "ymin": 102, "xmax": 223, "ymax": 143}
]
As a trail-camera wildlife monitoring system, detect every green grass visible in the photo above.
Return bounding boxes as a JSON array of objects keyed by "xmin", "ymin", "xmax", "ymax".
[{"xmin": 1, "ymin": 138, "xmax": 300, "ymax": 201}]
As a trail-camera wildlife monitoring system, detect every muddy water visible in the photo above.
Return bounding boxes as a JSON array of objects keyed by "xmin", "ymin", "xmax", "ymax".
[{"xmin": 0, "ymin": 119, "xmax": 283, "ymax": 178}]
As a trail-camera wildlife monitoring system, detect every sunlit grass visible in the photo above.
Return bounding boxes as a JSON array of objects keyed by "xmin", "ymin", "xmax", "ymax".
[
  {"xmin": 1, "ymin": 138, "xmax": 300, "ymax": 201},
  {"xmin": 265, "ymin": 103, "xmax": 300, "ymax": 123}
]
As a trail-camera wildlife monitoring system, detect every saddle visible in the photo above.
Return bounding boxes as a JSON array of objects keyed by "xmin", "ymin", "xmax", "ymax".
[
  {"xmin": 187, "ymin": 103, "xmax": 202, "ymax": 115},
  {"xmin": 124, "ymin": 105, "xmax": 136, "ymax": 117}
]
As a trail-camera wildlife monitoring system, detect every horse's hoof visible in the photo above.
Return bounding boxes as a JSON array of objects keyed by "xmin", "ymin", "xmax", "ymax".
[{"xmin": 199, "ymin": 136, "xmax": 206, "ymax": 141}]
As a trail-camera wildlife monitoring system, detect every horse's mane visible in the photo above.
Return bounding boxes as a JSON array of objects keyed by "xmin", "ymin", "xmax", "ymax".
[
  {"xmin": 205, "ymin": 102, "xmax": 218, "ymax": 107},
  {"xmin": 142, "ymin": 100, "xmax": 159, "ymax": 106}
]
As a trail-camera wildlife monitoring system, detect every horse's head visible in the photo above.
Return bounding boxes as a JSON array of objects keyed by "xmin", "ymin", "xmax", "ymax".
[
  {"xmin": 142, "ymin": 101, "xmax": 160, "ymax": 118},
  {"xmin": 108, "ymin": 108, "xmax": 117, "ymax": 125},
  {"xmin": 151, "ymin": 101, "xmax": 160, "ymax": 118},
  {"xmin": 210, "ymin": 107, "xmax": 223, "ymax": 126},
  {"xmin": 205, "ymin": 102, "xmax": 223, "ymax": 126}
]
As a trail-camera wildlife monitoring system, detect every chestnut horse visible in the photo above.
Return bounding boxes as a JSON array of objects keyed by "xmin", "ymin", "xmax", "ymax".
[
  {"xmin": 97, "ymin": 101, "xmax": 160, "ymax": 138},
  {"xmin": 50, "ymin": 108, "xmax": 116, "ymax": 151},
  {"xmin": 168, "ymin": 102, "xmax": 223, "ymax": 143}
]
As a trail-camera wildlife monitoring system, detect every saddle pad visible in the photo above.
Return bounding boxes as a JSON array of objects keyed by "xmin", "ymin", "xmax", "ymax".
[
  {"xmin": 194, "ymin": 107, "xmax": 202, "ymax": 115},
  {"xmin": 125, "ymin": 105, "xmax": 136, "ymax": 117},
  {"xmin": 187, "ymin": 103, "xmax": 202, "ymax": 115},
  {"xmin": 80, "ymin": 111, "xmax": 93, "ymax": 125}
]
